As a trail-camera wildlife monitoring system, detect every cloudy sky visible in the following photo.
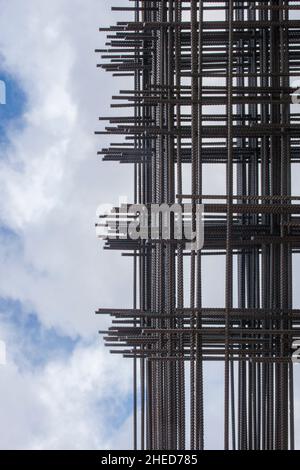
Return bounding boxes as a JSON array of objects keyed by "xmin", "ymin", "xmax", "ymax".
[
  {"xmin": 0, "ymin": 0, "xmax": 135, "ymax": 450},
  {"xmin": 0, "ymin": 0, "xmax": 299, "ymax": 451}
]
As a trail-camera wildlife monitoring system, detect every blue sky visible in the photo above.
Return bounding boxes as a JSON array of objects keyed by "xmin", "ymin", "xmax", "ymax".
[{"xmin": 0, "ymin": 71, "xmax": 26, "ymax": 130}]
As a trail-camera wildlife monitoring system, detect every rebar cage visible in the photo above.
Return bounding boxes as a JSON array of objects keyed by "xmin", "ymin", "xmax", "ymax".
[{"xmin": 96, "ymin": 0, "xmax": 300, "ymax": 450}]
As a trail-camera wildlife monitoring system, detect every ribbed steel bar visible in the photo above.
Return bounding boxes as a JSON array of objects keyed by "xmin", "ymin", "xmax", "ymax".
[{"xmin": 97, "ymin": 0, "xmax": 300, "ymax": 450}]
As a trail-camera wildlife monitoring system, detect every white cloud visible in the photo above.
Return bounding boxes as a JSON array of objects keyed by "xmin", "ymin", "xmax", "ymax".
[
  {"xmin": 0, "ymin": 336, "xmax": 132, "ymax": 450},
  {"xmin": 0, "ymin": 0, "xmax": 133, "ymax": 337},
  {"xmin": 0, "ymin": 0, "xmax": 134, "ymax": 450}
]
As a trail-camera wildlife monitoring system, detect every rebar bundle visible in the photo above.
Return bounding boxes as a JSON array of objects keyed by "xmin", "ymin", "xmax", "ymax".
[{"xmin": 96, "ymin": 0, "xmax": 300, "ymax": 450}]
